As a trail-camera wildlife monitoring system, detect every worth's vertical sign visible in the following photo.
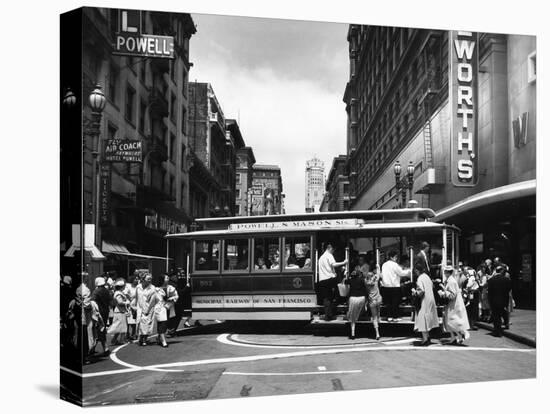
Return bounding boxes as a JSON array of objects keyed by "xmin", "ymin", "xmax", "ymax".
[{"xmin": 450, "ymin": 31, "xmax": 479, "ymax": 187}]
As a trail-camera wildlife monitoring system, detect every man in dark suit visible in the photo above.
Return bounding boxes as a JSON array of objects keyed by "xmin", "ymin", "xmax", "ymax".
[
  {"xmin": 415, "ymin": 241, "xmax": 431, "ymax": 278},
  {"xmin": 487, "ymin": 265, "xmax": 512, "ymax": 337}
]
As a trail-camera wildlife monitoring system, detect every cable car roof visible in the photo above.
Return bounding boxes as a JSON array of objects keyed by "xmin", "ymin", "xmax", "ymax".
[{"xmin": 166, "ymin": 220, "xmax": 459, "ymax": 239}]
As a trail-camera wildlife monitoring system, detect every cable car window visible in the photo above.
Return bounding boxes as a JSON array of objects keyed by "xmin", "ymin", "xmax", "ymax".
[
  {"xmin": 253, "ymin": 237, "xmax": 280, "ymax": 271},
  {"xmin": 283, "ymin": 236, "xmax": 312, "ymax": 270},
  {"xmin": 223, "ymin": 239, "xmax": 249, "ymax": 271},
  {"xmin": 194, "ymin": 240, "xmax": 219, "ymax": 271}
]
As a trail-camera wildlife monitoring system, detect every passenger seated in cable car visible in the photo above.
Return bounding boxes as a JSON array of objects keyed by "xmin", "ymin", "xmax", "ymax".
[
  {"xmin": 254, "ymin": 257, "xmax": 267, "ymax": 270},
  {"xmin": 286, "ymin": 255, "xmax": 300, "ymax": 269}
]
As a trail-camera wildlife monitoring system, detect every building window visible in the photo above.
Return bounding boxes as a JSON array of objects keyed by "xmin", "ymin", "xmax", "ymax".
[
  {"xmin": 181, "ymin": 143, "xmax": 186, "ymax": 170},
  {"xmin": 125, "ymin": 85, "xmax": 135, "ymax": 123},
  {"xmin": 180, "ymin": 183, "xmax": 186, "ymax": 207},
  {"xmin": 182, "ymin": 71, "xmax": 188, "ymax": 98},
  {"xmin": 235, "ymin": 204, "xmax": 241, "ymax": 215},
  {"xmin": 139, "ymin": 99, "xmax": 146, "ymax": 133},
  {"xmin": 236, "ymin": 173, "xmax": 241, "ymax": 184},
  {"xmin": 170, "ymin": 93, "xmax": 177, "ymax": 123},
  {"xmin": 236, "ymin": 189, "xmax": 241, "ymax": 199},
  {"xmin": 170, "ymin": 175, "xmax": 175, "ymax": 199},
  {"xmin": 170, "ymin": 133, "xmax": 176, "ymax": 162},
  {"xmin": 170, "ymin": 59, "xmax": 176, "ymax": 82},
  {"xmin": 528, "ymin": 51, "xmax": 536, "ymax": 84},
  {"xmin": 181, "ymin": 105, "xmax": 187, "ymax": 134},
  {"xmin": 108, "ymin": 123, "xmax": 117, "ymax": 140},
  {"xmin": 140, "ymin": 61, "xmax": 146, "ymax": 84},
  {"xmin": 108, "ymin": 64, "xmax": 119, "ymax": 104}
]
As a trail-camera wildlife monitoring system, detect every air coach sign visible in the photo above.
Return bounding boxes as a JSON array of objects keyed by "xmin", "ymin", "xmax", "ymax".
[
  {"xmin": 113, "ymin": 10, "xmax": 174, "ymax": 59},
  {"xmin": 450, "ymin": 31, "xmax": 479, "ymax": 187},
  {"xmin": 104, "ymin": 139, "xmax": 143, "ymax": 163}
]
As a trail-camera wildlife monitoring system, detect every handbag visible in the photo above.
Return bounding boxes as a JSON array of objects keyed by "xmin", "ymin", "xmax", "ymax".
[{"xmin": 337, "ymin": 280, "xmax": 350, "ymax": 297}]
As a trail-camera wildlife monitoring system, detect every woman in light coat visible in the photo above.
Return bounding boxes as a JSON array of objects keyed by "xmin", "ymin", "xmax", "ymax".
[
  {"xmin": 136, "ymin": 274, "xmax": 156, "ymax": 346},
  {"xmin": 439, "ymin": 265, "xmax": 470, "ymax": 344},
  {"xmin": 413, "ymin": 262, "xmax": 439, "ymax": 346},
  {"xmin": 108, "ymin": 279, "xmax": 130, "ymax": 345},
  {"xmin": 153, "ymin": 275, "xmax": 179, "ymax": 347}
]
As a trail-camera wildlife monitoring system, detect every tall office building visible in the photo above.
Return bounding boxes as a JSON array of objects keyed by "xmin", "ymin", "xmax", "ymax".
[
  {"xmin": 343, "ymin": 25, "xmax": 536, "ymax": 306},
  {"xmin": 305, "ymin": 157, "xmax": 325, "ymax": 213}
]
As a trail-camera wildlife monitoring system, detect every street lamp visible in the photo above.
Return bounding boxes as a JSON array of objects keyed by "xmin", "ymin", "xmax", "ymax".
[
  {"xmin": 393, "ymin": 161, "xmax": 402, "ymax": 203},
  {"xmin": 63, "ymin": 87, "xmax": 77, "ymax": 108},
  {"xmin": 406, "ymin": 161, "xmax": 415, "ymax": 202},
  {"xmin": 223, "ymin": 205, "xmax": 230, "ymax": 216},
  {"xmin": 87, "ymin": 85, "xmax": 106, "ymax": 248},
  {"xmin": 394, "ymin": 160, "xmax": 416, "ymax": 208}
]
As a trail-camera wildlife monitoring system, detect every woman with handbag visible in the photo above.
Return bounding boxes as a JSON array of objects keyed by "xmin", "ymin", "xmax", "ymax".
[
  {"xmin": 108, "ymin": 279, "xmax": 130, "ymax": 346},
  {"xmin": 153, "ymin": 275, "xmax": 179, "ymax": 348},
  {"xmin": 412, "ymin": 262, "xmax": 439, "ymax": 346},
  {"xmin": 344, "ymin": 268, "xmax": 366, "ymax": 339},
  {"xmin": 439, "ymin": 265, "xmax": 470, "ymax": 344}
]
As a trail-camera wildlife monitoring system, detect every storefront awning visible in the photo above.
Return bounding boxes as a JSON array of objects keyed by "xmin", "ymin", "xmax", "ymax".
[
  {"xmin": 102, "ymin": 240, "xmax": 171, "ymax": 261},
  {"xmin": 435, "ymin": 179, "xmax": 536, "ymax": 223}
]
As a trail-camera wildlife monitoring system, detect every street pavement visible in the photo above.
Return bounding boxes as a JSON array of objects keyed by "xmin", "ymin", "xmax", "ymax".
[
  {"xmin": 63, "ymin": 317, "xmax": 536, "ymax": 406},
  {"xmin": 475, "ymin": 308, "xmax": 536, "ymax": 346}
]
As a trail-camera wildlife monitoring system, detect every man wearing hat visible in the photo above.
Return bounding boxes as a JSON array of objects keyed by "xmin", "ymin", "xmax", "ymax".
[
  {"xmin": 91, "ymin": 276, "xmax": 112, "ymax": 355},
  {"xmin": 487, "ymin": 265, "xmax": 512, "ymax": 337}
]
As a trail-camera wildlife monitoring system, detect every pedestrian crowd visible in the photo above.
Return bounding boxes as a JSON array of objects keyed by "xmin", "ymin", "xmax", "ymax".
[
  {"xmin": 316, "ymin": 241, "xmax": 515, "ymax": 344},
  {"xmin": 60, "ymin": 268, "xmax": 193, "ymax": 364}
]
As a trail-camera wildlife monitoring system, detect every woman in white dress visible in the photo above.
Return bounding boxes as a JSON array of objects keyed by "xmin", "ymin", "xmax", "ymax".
[
  {"xmin": 412, "ymin": 262, "xmax": 439, "ymax": 346},
  {"xmin": 439, "ymin": 265, "xmax": 470, "ymax": 344}
]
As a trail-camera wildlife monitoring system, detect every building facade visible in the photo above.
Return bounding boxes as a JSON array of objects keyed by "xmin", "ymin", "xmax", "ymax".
[
  {"xmin": 320, "ymin": 155, "xmax": 350, "ymax": 212},
  {"xmin": 251, "ymin": 165, "xmax": 284, "ymax": 215},
  {"xmin": 187, "ymin": 83, "xmax": 244, "ymax": 219},
  {"xmin": 305, "ymin": 157, "xmax": 326, "ymax": 213},
  {"xmin": 62, "ymin": 8, "xmax": 196, "ymax": 278},
  {"xmin": 235, "ymin": 146, "xmax": 256, "ymax": 216},
  {"xmin": 343, "ymin": 25, "xmax": 536, "ymax": 306}
]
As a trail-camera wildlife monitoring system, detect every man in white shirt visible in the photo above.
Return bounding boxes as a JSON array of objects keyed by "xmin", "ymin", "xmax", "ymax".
[
  {"xmin": 381, "ymin": 250, "xmax": 411, "ymax": 322},
  {"xmin": 317, "ymin": 243, "xmax": 348, "ymax": 321}
]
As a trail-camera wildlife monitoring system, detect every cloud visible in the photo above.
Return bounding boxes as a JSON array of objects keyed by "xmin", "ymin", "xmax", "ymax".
[{"xmin": 190, "ymin": 13, "xmax": 348, "ymax": 214}]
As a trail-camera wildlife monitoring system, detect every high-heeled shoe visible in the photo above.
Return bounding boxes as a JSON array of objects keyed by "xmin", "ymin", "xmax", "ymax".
[{"xmin": 161, "ymin": 342, "xmax": 169, "ymax": 348}]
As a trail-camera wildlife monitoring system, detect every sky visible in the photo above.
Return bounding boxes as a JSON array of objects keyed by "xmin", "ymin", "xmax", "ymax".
[{"xmin": 189, "ymin": 13, "xmax": 349, "ymax": 214}]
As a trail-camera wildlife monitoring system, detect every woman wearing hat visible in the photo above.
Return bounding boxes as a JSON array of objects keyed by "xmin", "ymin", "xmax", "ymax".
[
  {"xmin": 108, "ymin": 279, "xmax": 130, "ymax": 346},
  {"xmin": 136, "ymin": 274, "xmax": 156, "ymax": 346},
  {"xmin": 412, "ymin": 261, "xmax": 439, "ymax": 346},
  {"xmin": 438, "ymin": 265, "xmax": 470, "ymax": 344},
  {"xmin": 91, "ymin": 276, "xmax": 112, "ymax": 355},
  {"xmin": 152, "ymin": 275, "xmax": 179, "ymax": 347}
]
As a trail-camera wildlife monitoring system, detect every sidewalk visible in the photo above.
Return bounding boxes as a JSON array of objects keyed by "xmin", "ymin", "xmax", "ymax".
[{"xmin": 475, "ymin": 308, "xmax": 536, "ymax": 347}]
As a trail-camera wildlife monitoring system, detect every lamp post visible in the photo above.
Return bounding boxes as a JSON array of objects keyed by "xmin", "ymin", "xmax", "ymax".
[
  {"xmin": 407, "ymin": 161, "xmax": 415, "ymax": 202},
  {"xmin": 393, "ymin": 161, "xmax": 402, "ymax": 205},
  {"xmin": 394, "ymin": 160, "xmax": 416, "ymax": 208},
  {"xmin": 88, "ymin": 85, "xmax": 106, "ymax": 248},
  {"xmin": 62, "ymin": 87, "xmax": 84, "ymax": 276}
]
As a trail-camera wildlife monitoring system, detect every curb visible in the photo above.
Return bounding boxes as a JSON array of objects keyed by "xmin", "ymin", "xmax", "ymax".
[{"xmin": 475, "ymin": 321, "xmax": 536, "ymax": 348}]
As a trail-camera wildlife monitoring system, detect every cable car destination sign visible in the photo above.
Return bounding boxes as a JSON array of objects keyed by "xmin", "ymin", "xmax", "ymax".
[
  {"xmin": 228, "ymin": 218, "xmax": 362, "ymax": 231},
  {"xmin": 450, "ymin": 31, "xmax": 479, "ymax": 187},
  {"xmin": 113, "ymin": 10, "xmax": 174, "ymax": 59}
]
